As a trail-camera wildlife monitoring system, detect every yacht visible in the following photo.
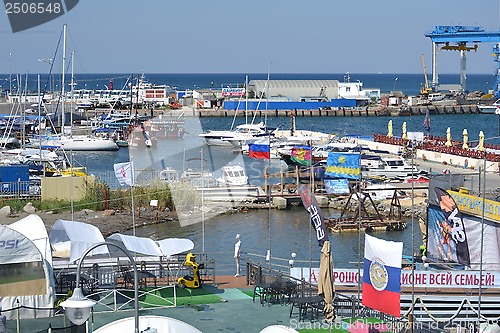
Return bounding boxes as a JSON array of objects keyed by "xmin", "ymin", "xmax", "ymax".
[
  {"xmin": 30, "ymin": 134, "xmax": 119, "ymax": 151},
  {"xmin": 217, "ymin": 165, "xmax": 248, "ymax": 186},
  {"xmin": 362, "ymin": 154, "xmax": 425, "ymax": 179},
  {"xmin": 477, "ymin": 99, "xmax": 500, "ymax": 114},
  {"xmin": 199, "ymin": 122, "xmax": 268, "ymax": 147}
]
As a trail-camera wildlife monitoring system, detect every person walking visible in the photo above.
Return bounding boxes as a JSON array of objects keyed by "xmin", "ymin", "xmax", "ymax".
[{"xmin": 234, "ymin": 234, "xmax": 241, "ymax": 277}]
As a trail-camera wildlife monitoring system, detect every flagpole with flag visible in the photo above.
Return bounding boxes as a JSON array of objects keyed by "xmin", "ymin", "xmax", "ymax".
[{"xmin": 114, "ymin": 161, "xmax": 136, "ymax": 235}]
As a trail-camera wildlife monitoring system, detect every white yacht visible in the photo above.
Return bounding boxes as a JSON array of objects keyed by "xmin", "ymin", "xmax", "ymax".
[
  {"xmin": 30, "ymin": 134, "xmax": 119, "ymax": 151},
  {"xmin": 217, "ymin": 165, "xmax": 248, "ymax": 186},
  {"xmin": 362, "ymin": 154, "xmax": 424, "ymax": 179},
  {"xmin": 477, "ymin": 99, "xmax": 500, "ymax": 114},
  {"xmin": 199, "ymin": 122, "xmax": 268, "ymax": 147}
]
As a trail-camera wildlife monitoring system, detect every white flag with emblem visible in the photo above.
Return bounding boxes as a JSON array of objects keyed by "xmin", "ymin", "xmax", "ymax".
[{"xmin": 114, "ymin": 162, "xmax": 133, "ymax": 186}]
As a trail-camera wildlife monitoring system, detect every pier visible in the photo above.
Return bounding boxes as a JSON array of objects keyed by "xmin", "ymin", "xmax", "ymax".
[{"xmin": 192, "ymin": 104, "xmax": 480, "ymax": 117}]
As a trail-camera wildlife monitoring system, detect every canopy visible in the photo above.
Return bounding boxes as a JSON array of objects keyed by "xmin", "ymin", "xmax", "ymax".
[
  {"xmin": 94, "ymin": 315, "xmax": 202, "ymax": 333},
  {"xmin": 108, "ymin": 233, "xmax": 163, "ymax": 256},
  {"xmin": 260, "ymin": 325, "xmax": 300, "ymax": 333},
  {"xmin": 0, "ymin": 215, "xmax": 55, "ymax": 320},
  {"xmin": 108, "ymin": 233, "xmax": 194, "ymax": 257},
  {"xmin": 157, "ymin": 238, "xmax": 194, "ymax": 257},
  {"xmin": 49, "ymin": 219, "xmax": 108, "ymax": 263}
]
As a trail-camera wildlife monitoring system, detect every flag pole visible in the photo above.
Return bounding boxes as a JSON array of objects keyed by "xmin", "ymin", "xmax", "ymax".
[
  {"xmin": 131, "ymin": 161, "xmax": 136, "ymax": 236},
  {"xmin": 201, "ymin": 148, "xmax": 205, "ymax": 253},
  {"xmin": 268, "ymin": 131, "xmax": 272, "ymax": 269},
  {"xmin": 410, "ymin": 140, "xmax": 415, "ymax": 333},
  {"xmin": 356, "ymin": 149, "xmax": 362, "ymax": 313},
  {"xmin": 478, "ymin": 150, "xmax": 486, "ymax": 326}
]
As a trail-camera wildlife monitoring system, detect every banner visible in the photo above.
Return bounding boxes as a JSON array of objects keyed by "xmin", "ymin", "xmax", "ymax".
[
  {"xmin": 324, "ymin": 179, "xmax": 350, "ymax": 194},
  {"xmin": 291, "ymin": 146, "xmax": 311, "ymax": 166},
  {"xmin": 431, "ymin": 188, "xmax": 471, "ymax": 267},
  {"xmin": 114, "ymin": 162, "xmax": 133, "ymax": 187},
  {"xmin": 362, "ymin": 234, "xmax": 402, "ymax": 317},
  {"xmin": 325, "ymin": 152, "xmax": 360, "ymax": 180},
  {"xmin": 298, "ymin": 184, "xmax": 328, "ymax": 246},
  {"xmin": 248, "ymin": 143, "xmax": 270, "ymax": 159},
  {"xmin": 290, "ymin": 267, "xmax": 500, "ymax": 289},
  {"xmin": 423, "ymin": 109, "xmax": 430, "ymax": 132}
]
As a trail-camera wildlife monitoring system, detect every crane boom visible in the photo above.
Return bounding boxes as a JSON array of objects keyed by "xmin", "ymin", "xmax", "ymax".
[{"xmin": 421, "ymin": 54, "xmax": 432, "ymax": 95}]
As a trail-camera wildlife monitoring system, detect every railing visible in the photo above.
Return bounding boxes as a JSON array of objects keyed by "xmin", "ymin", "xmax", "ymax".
[{"xmin": 0, "ymin": 180, "xmax": 41, "ymax": 199}]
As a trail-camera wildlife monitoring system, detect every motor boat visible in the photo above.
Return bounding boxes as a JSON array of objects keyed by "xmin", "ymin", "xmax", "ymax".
[
  {"xmin": 217, "ymin": 165, "xmax": 248, "ymax": 186},
  {"xmin": 199, "ymin": 122, "xmax": 268, "ymax": 147},
  {"xmin": 477, "ymin": 98, "xmax": 500, "ymax": 114}
]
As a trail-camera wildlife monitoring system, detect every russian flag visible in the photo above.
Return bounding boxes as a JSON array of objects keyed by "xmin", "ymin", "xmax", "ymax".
[
  {"xmin": 362, "ymin": 234, "xmax": 403, "ymax": 317},
  {"xmin": 248, "ymin": 143, "xmax": 270, "ymax": 159}
]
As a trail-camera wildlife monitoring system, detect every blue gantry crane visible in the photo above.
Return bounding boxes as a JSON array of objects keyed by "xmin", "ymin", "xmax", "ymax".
[{"xmin": 425, "ymin": 25, "xmax": 500, "ymax": 97}]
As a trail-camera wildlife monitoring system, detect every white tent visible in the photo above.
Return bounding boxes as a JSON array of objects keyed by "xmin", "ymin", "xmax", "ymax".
[
  {"xmin": 49, "ymin": 219, "xmax": 108, "ymax": 263},
  {"xmin": 108, "ymin": 233, "xmax": 194, "ymax": 257},
  {"xmin": 108, "ymin": 234, "xmax": 164, "ymax": 256},
  {"xmin": 94, "ymin": 315, "xmax": 202, "ymax": 333},
  {"xmin": 259, "ymin": 325, "xmax": 300, "ymax": 333},
  {"xmin": 0, "ymin": 215, "xmax": 55, "ymax": 319},
  {"xmin": 157, "ymin": 238, "xmax": 194, "ymax": 257}
]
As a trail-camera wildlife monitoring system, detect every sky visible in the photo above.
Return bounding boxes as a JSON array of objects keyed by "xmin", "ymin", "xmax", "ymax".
[{"xmin": 1, "ymin": 0, "xmax": 499, "ymax": 75}]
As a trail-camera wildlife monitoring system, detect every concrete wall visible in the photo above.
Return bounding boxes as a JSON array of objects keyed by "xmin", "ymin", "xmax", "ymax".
[
  {"xmin": 41, "ymin": 176, "xmax": 96, "ymax": 201},
  {"xmin": 223, "ymin": 99, "xmax": 356, "ymax": 111}
]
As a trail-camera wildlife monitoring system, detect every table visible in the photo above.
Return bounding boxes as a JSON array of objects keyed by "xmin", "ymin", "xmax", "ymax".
[{"xmin": 289, "ymin": 295, "xmax": 324, "ymax": 321}]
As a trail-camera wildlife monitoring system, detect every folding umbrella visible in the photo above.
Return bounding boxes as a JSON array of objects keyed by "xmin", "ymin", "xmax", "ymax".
[{"xmin": 318, "ymin": 240, "xmax": 335, "ymax": 322}]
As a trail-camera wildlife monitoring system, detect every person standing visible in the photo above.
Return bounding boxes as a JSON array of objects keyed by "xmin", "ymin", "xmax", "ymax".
[
  {"xmin": 0, "ymin": 306, "xmax": 6, "ymax": 333},
  {"xmin": 234, "ymin": 234, "xmax": 241, "ymax": 277}
]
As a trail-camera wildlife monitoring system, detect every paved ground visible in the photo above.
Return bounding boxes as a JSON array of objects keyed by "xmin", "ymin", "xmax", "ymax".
[{"xmin": 12, "ymin": 277, "xmax": 325, "ymax": 333}]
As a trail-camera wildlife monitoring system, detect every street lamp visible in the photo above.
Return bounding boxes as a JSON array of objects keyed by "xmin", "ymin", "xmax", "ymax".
[
  {"xmin": 289, "ymin": 252, "xmax": 297, "ymax": 268},
  {"xmin": 60, "ymin": 242, "xmax": 139, "ymax": 333},
  {"xmin": 394, "ymin": 77, "xmax": 398, "ymax": 93},
  {"xmin": 38, "ymin": 58, "xmax": 54, "ymax": 93}
]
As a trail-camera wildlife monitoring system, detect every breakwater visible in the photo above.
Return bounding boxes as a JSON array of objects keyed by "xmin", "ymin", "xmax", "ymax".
[{"xmin": 194, "ymin": 104, "xmax": 480, "ymax": 117}]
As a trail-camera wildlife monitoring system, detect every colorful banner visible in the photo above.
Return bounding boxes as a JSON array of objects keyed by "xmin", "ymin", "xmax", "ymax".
[
  {"xmin": 325, "ymin": 152, "xmax": 360, "ymax": 180},
  {"xmin": 448, "ymin": 190, "xmax": 500, "ymax": 222},
  {"xmin": 248, "ymin": 143, "xmax": 270, "ymax": 159},
  {"xmin": 291, "ymin": 146, "xmax": 311, "ymax": 166},
  {"xmin": 362, "ymin": 234, "xmax": 402, "ymax": 317},
  {"xmin": 114, "ymin": 162, "xmax": 133, "ymax": 187},
  {"xmin": 432, "ymin": 188, "xmax": 471, "ymax": 267},
  {"xmin": 298, "ymin": 184, "xmax": 328, "ymax": 246},
  {"xmin": 290, "ymin": 268, "xmax": 500, "ymax": 289}
]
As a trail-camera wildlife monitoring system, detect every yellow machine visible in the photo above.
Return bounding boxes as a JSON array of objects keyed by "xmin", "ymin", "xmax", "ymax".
[
  {"xmin": 420, "ymin": 54, "xmax": 433, "ymax": 96},
  {"xmin": 177, "ymin": 253, "xmax": 204, "ymax": 289}
]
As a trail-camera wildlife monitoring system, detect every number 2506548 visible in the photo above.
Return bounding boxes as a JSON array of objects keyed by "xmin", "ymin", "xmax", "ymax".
[{"xmin": 5, "ymin": 2, "xmax": 62, "ymax": 14}]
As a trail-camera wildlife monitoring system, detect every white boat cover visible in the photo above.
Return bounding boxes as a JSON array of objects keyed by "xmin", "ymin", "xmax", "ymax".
[
  {"xmin": 93, "ymin": 315, "xmax": 202, "ymax": 333},
  {"xmin": 260, "ymin": 325, "xmax": 300, "ymax": 333},
  {"xmin": 108, "ymin": 234, "xmax": 194, "ymax": 257},
  {"xmin": 0, "ymin": 215, "xmax": 55, "ymax": 320},
  {"xmin": 49, "ymin": 219, "xmax": 108, "ymax": 263},
  {"xmin": 157, "ymin": 238, "xmax": 194, "ymax": 257},
  {"xmin": 108, "ymin": 233, "xmax": 163, "ymax": 256}
]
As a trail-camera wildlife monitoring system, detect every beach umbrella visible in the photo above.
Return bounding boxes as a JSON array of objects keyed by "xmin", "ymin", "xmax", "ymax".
[
  {"xmin": 387, "ymin": 120, "xmax": 393, "ymax": 138},
  {"xmin": 478, "ymin": 131, "xmax": 485, "ymax": 152},
  {"xmin": 318, "ymin": 240, "xmax": 335, "ymax": 323},
  {"xmin": 445, "ymin": 127, "xmax": 452, "ymax": 147},
  {"xmin": 402, "ymin": 122, "xmax": 407, "ymax": 140},
  {"xmin": 462, "ymin": 129, "xmax": 468, "ymax": 149}
]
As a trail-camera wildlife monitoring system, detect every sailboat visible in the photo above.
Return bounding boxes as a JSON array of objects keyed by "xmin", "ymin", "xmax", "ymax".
[{"xmin": 31, "ymin": 25, "xmax": 119, "ymax": 152}]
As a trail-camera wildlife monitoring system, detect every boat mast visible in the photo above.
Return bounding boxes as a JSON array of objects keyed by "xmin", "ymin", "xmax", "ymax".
[
  {"xmin": 70, "ymin": 50, "xmax": 75, "ymax": 138},
  {"xmin": 61, "ymin": 24, "xmax": 66, "ymax": 135}
]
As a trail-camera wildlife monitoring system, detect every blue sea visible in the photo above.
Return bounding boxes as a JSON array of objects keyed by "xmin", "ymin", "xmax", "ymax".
[{"xmin": 1, "ymin": 72, "xmax": 496, "ymax": 96}]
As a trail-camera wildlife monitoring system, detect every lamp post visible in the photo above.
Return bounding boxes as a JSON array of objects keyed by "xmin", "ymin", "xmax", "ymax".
[
  {"xmin": 289, "ymin": 252, "xmax": 296, "ymax": 269},
  {"xmin": 60, "ymin": 242, "xmax": 139, "ymax": 333},
  {"xmin": 8, "ymin": 52, "xmax": 12, "ymax": 96},
  {"xmin": 38, "ymin": 58, "xmax": 54, "ymax": 93},
  {"xmin": 393, "ymin": 77, "xmax": 398, "ymax": 94}
]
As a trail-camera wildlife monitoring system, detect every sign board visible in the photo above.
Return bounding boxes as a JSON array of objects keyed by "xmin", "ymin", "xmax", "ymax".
[
  {"xmin": 324, "ymin": 179, "xmax": 350, "ymax": 194},
  {"xmin": 222, "ymin": 87, "xmax": 246, "ymax": 97}
]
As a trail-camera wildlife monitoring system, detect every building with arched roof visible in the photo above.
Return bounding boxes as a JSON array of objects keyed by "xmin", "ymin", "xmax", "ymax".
[{"xmin": 248, "ymin": 80, "xmax": 339, "ymax": 101}]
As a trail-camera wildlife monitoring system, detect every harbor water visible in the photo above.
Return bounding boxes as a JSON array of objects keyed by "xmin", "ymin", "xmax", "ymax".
[{"xmin": 6, "ymin": 72, "xmax": 498, "ymax": 273}]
